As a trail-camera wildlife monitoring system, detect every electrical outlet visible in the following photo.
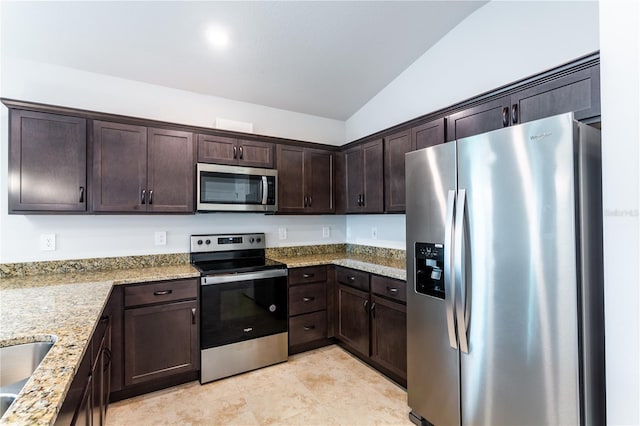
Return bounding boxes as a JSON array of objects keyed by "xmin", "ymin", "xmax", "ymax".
[
  {"xmin": 322, "ymin": 226, "xmax": 330, "ymax": 239},
  {"xmin": 40, "ymin": 234, "xmax": 56, "ymax": 251},
  {"xmin": 371, "ymin": 227, "xmax": 378, "ymax": 239},
  {"xmin": 154, "ymin": 231, "xmax": 167, "ymax": 246},
  {"xmin": 278, "ymin": 227, "xmax": 287, "ymax": 240}
]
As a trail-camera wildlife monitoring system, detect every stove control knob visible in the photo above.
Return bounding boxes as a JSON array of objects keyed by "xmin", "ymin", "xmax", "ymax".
[
  {"xmin": 256, "ymin": 237, "xmax": 262, "ymax": 243},
  {"xmin": 249, "ymin": 237, "xmax": 255, "ymax": 244},
  {"xmin": 205, "ymin": 239, "xmax": 211, "ymax": 245},
  {"xmin": 197, "ymin": 239, "xmax": 203, "ymax": 245}
]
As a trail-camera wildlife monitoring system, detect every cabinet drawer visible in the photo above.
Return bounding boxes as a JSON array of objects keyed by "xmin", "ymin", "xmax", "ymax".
[
  {"xmin": 336, "ymin": 267, "xmax": 369, "ymax": 292},
  {"xmin": 288, "ymin": 265, "xmax": 327, "ymax": 285},
  {"xmin": 289, "ymin": 311, "xmax": 327, "ymax": 346},
  {"xmin": 289, "ymin": 282, "xmax": 327, "ymax": 316},
  {"xmin": 124, "ymin": 279, "xmax": 197, "ymax": 307},
  {"xmin": 371, "ymin": 275, "xmax": 406, "ymax": 303}
]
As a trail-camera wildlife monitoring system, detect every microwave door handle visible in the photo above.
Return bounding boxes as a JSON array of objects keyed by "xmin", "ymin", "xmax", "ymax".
[{"xmin": 261, "ymin": 176, "xmax": 268, "ymax": 205}]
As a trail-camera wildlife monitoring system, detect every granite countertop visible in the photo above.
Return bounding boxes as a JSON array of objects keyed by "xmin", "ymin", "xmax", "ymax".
[
  {"xmin": 0, "ymin": 264, "xmax": 200, "ymax": 425},
  {"xmin": 269, "ymin": 253, "xmax": 406, "ymax": 281},
  {"xmin": 0, "ymin": 252, "xmax": 404, "ymax": 425}
]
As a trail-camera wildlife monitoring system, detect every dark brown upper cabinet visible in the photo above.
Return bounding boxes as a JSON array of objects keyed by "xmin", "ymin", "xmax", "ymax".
[
  {"xmin": 447, "ymin": 96, "xmax": 511, "ymax": 142},
  {"xmin": 197, "ymin": 134, "xmax": 274, "ymax": 168},
  {"xmin": 384, "ymin": 118, "xmax": 445, "ymax": 213},
  {"xmin": 276, "ymin": 145, "xmax": 334, "ymax": 214},
  {"xmin": 510, "ymin": 64, "xmax": 600, "ymax": 125},
  {"xmin": 344, "ymin": 139, "xmax": 383, "ymax": 213},
  {"xmin": 9, "ymin": 110, "xmax": 87, "ymax": 213},
  {"xmin": 92, "ymin": 121, "xmax": 194, "ymax": 213}
]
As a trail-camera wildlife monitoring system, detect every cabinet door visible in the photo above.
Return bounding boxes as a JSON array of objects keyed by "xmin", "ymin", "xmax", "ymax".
[
  {"xmin": 55, "ymin": 342, "xmax": 92, "ymax": 425},
  {"xmin": 92, "ymin": 121, "xmax": 147, "ymax": 212},
  {"xmin": 384, "ymin": 130, "xmax": 410, "ymax": 213},
  {"xmin": 147, "ymin": 128, "xmax": 195, "ymax": 213},
  {"xmin": 337, "ymin": 284, "xmax": 370, "ymax": 357},
  {"xmin": 197, "ymin": 134, "xmax": 237, "ymax": 165},
  {"xmin": 361, "ymin": 139, "xmax": 384, "ymax": 213},
  {"xmin": 412, "ymin": 118, "xmax": 445, "ymax": 151},
  {"xmin": 276, "ymin": 144, "xmax": 306, "ymax": 213},
  {"xmin": 305, "ymin": 148, "xmax": 334, "ymax": 214},
  {"xmin": 124, "ymin": 300, "xmax": 198, "ymax": 386},
  {"xmin": 510, "ymin": 64, "xmax": 600, "ymax": 124},
  {"xmin": 370, "ymin": 295, "xmax": 407, "ymax": 381},
  {"xmin": 238, "ymin": 139, "xmax": 274, "ymax": 168},
  {"xmin": 9, "ymin": 110, "xmax": 87, "ymax": 212},
  {"xmin": 344, "ymin": 145, "xmax": 363, "ymax": 213},
  {"xmin": 446, "ymin": 96, "xmax": 511, "ymax": 141}
]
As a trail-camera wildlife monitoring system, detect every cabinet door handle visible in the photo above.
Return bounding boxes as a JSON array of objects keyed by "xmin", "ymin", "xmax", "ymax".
[
  {"xmin": 154, "ymin": 289, "xmax": 172, "ymax": 296},
  {"xmin": 511, "ymin": 104, "xmax": 518, "ymax": 124},
  {"xmin": 363, "ymin": 299, "xmax": 369, "ymax": 312},
  {"xmin": 102, "ymin": 347, "xmax": 112, "ymax": 372},
  {"xmin": 239, "ymin": 146, "xmax": 243, "ymax": 159},
  {"xmin": 303, "ymin": 325, "xmax": 316, "ymax": 331},
  {"xmin": 141, "ymin": 189, "xmax": 146, "ymax": 204},
  {"xmin": 233, "ymin": 146, "xmax": 237, "ymax": 159},
  {"xmin": 79, "ymin": 186, "xmax": 85, "ymax": 203},
  {"xmin": 387, "ymin": 287, "xmax": 399, "ymax": 294},
  {"xmin": 357, "ymin": 194, "xmax": 362, "ymax": 206},
  {"xmin": 191, "ymin": 308, "xmax": 197, "ymax": 325},
  {"xmin": 303, "ymin": 296, "xmax": 315, "ymax": 302},
  {"xmin": 502, "ymin": 107, "xmax": 509, "ymax": 127},
  {"xmin": 148, "ymin": 190, "xmax": 153, "ymax": 205},
  {"xmin": 361, "ymin": 193, "xmax": 365, "ymax": 206},
  {"xmin": 308, "ymin": 195, "xmax": 312, "ymax": 207},
  {"xmin": 303, "ymin": 196, "xmax": 308, "ymax": 207},
  {"xmin": 303, "ymin": 273, "xmax": 315, "ymax": 279},
  {"xmin": 371, "ymin": 302, "xmax": 376, "ymax": 317}
]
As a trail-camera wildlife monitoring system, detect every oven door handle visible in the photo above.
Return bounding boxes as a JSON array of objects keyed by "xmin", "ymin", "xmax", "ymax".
[{"xmin": 201, "ymin": 268, "xmax": 288, "ymax": 285}]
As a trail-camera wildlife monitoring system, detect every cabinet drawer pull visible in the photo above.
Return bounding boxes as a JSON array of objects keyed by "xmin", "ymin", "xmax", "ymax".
[
  {"xmin": 303, "ymin": 325, "xmax": 316, "ymax": 331},
  {"xmin": 243, "ymin": 327, "xmax": 253, "ymax": 333},
  {"xmin": 303, "ymin": 273, "xmax": 315, "ymax": 279},
  {"xmin": 511, "ymin": 104, "xmax": 518, "ymax": 124},
  {"xmin": 303, "ymin": 296, "xmax": 315, "ymax": 302},
  {"xmin": 191, "ymin": 308, "xmax": 196, "ymax": 325},
  {"xmin": 153, "ymin": 289, "xmax": 172, "ymax": 296},
  {"xmin": 233, "ymin": 146, "xmax": 237, "ymax": 159},
  {"xmin": 79, "ymin": 186, "xmax": 85, "ymax": 203},
  {"xmin": 502, "ymin": 106, "xmax": 509, "ymax": 127},
  {"xmin": 348, "ymin": 276, "xmax": 356, "ymax": 282},
  {"xmin": 141, "ymin": 189, "xmax": 146, "ymax": 204},
  {"xmin": 387, "ymin": 287, "xmax": 399, "ymax": 294}
]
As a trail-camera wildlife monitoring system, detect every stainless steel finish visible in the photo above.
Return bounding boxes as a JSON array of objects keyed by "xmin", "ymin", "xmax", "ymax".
[
  {"xmin": 406, "ymin": 142, "xmax": 460, "ymax": 426},
  {"xmin": 196, "ymin": 163, "xmax": 277, "ymax": 212},
  {"xmin": 190, "ymin": 233, "xmax": 266, "ymax": 253},
  {"xmin": 0, "ymin": 341, "xmax": 54, "ymax": 392},
  {"xmin": 141, "ymin": 189, "xmax": 146, "ymax": 204},
  {"xmin": 444, "ymin": 190, "xmax": 457, "ymax": 350},
  {"xmin": 200, "ymin": 332, "xmax": 288, "ymax": 384},
  {"xmin": 201, "ymin": 268, "xmax": 287, "ymax": 286},
  {"xmin": 453, "ymin": 189, "xmax": 469, "ymax": 354},
  {"xmin": 0, "ymin": 393, "xmax": 17, "ymax": 419},
  {"xmin": 406, "ymin": 113, "xmax": 604, "ymax": 426},
  {"xmin": 261, "ymin": 176, "xmax": 268, "ymax": 205},
  {"xmin": 149, "ymin": 190, "xmax": 153, "ymax": 204}
]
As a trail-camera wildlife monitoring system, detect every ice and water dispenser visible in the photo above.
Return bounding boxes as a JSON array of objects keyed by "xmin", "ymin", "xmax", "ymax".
[{"xmin": 415, "ymin": 243, "xmax": 445, "ymax": 299}]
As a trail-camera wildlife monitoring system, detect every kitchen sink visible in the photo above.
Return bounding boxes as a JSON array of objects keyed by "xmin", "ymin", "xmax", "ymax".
[{"xmin": 0, "ymin": 341, "xmax": 54, "ymax": 418}]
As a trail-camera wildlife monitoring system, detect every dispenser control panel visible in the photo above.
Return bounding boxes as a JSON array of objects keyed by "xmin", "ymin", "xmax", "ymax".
[{"xmin": 415, "ymin": 242, "xmax": 445, "ymax": 299}]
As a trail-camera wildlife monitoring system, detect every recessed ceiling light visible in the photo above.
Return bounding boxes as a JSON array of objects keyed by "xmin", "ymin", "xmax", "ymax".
[{"xmin": 206, "ymin": 26, "xmax": 229, "ymax": 49}]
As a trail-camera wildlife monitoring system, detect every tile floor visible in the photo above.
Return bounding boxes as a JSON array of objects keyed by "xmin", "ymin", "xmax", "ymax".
[{"xmin": 107, "ymin": 345, "xmax": 413, "ymax": 425}]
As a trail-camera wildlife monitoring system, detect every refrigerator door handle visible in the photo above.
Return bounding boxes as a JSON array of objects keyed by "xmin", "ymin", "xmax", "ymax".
[
  {"xmin": 455, "ymin": 189, "xmax": 470, "ymax": 353},
  {"xmin": 444, "ymin": 190, "xmax": 458, "ymax": 349}
]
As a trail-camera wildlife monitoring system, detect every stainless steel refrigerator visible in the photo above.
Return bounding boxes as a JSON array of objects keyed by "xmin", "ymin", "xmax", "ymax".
[{"xmin": 405, "ymin": 113, "xmax": 605, "ymax": 426}]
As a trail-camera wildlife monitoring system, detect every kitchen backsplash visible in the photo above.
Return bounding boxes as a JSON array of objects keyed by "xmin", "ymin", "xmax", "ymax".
[{"xmin": 0, "ymin": 244, "xmax": 405, "ymax": 278}]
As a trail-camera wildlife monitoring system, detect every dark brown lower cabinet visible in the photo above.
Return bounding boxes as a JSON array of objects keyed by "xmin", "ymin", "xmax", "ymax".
[{"xmin": 335, "ymin": 266, "xmax": 407, "ymax": 386}]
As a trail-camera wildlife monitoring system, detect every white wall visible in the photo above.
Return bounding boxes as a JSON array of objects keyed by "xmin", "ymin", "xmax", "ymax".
[
  {"xmin": 346, "ymin": 215, "xmax": 406, "ymax": 250},
  {"xmin": 345, "ymin": 1, "xmax": 600, "ymax": 141},
  {"xmin": 0, "ymin": 57, "xmax": 348, "ymax": 263},
  {"xmin": 599, "ymin": 1, "xmax": 640, "ymax": 424}
]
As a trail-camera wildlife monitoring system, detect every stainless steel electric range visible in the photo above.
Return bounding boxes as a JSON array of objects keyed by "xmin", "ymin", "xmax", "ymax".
[{"xmin": 190, "ymin": 233, "xmax": 288, "ymax": 384}]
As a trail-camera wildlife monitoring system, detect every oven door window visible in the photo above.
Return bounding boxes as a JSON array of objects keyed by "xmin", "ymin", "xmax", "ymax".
[
  {"xmin": 200, "ymin": 276, "xmax": 287, "ymax": 349},
  {"xmin": 200, "ymin": 172, "xmax": 264, "ymax": 205}
]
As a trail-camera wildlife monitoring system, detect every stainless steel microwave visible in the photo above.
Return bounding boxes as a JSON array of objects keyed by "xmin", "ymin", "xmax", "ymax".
[{"xmin": 196, "ymin": 163, "xmax": 277, "ymax": 212}]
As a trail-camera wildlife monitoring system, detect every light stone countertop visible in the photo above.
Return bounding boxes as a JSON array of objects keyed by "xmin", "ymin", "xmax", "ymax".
[
  {"xmin": 0, "ymin": 264, "xmax": 200, "ymax": 426},
  {"xmin": 0, "ymin": 254, "xmax": 404, "ymax": 425}
]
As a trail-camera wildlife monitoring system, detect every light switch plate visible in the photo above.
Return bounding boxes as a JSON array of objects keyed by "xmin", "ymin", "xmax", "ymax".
[{"xmin": 40, "ymin": 234, "xmax": 56, "ymax": 251}]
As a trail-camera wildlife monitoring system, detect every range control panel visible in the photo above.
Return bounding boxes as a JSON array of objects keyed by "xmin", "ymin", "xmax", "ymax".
[
  {"xmin": 190, "ymin": 233, "xmax": 265, "ymax": 253},
  {"xmin": 415, "ymin": 242, "xmax": 445, "ymax": 299}
]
